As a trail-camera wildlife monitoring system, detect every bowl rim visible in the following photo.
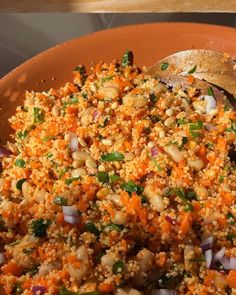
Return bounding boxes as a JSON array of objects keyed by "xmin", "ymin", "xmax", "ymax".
[{"xmin": 1, "ymin": 21, "xmax": 236, "ymax": 83}]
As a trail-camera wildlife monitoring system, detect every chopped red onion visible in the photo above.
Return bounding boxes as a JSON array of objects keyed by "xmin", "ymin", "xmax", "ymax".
[
  {"xmin": 146, "ymin": 172, "xmax": 154, "ymax": 179},
  {"xmin": 230, "ymin": 257, "xmax": 236, "ymax": 270},
  {"xmin": 64, "ymin": 215, "xmax": 80, "ymax": 225},
  {"xmin": 205, "ymin": 249, "xmax": 213, "ymax": 268},
  {"xmin": 213, "ymin": 247, "xmax": 225, "ymax": 262},
  {"xmin": 0, "ymin": 146, "xmax": 12, "ymax": 158},
  {"xmin": 151, "ymin": 147, "xmax": 158, "ymax": 157},
  {"xmin": 70, "ymin": 133, "xmax": 78, "ymax": 152},
  {"xmin": 165, "ymin": 215, "xmax": 177, "ymax": 225},
  {"xmin": 204, "ymin": 95, "xmax": 216, "ymax": 114},
  {"xmin": 151, "ymin": 289, "xmax": 177, "ymax": 295},
  {"xmin": 219, "ymin": 257, "xmax": 230, "ymax": 270},
  {"xmin": 93, "ymin": 110, "xmax": 101, "ymax": 121},
  {"xmin": 204, "ymin": 123, "xmax": 217, "ymax": 131},
  {"xmin": 0, "ymin": 253, "xmax": 5, "ymax": 264},
  {"xmin": 62, "ymin": 206, "xmax": 79, "ymax": 216},
  {"xmin": 32, "ymin": 286, "xmax": 46, "ymax": 295},
  {"xmin": 200, "ymin": 236, "xmax": 214, "ymax": 251}
]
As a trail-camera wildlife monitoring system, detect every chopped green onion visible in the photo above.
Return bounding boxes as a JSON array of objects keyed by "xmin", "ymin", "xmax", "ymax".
[
  {"xmin": 14, "ymin": 159, "xmax": 26, "ymax": 168},
  {"xmin": 177, "ymin": 118, "xmax": 188, "ymax": 125},
  {"xmin": 225, "ymin": 120, "xmax": 236, "ymax": 133},
  {"xmin": 112, "ymin": 260, "xmax": 125, "ymax": 274},
  {"xmin": 161, "ymin": 62, "xmax": 169, "ymax": 71},
  {"xmin": 227, "ymin": 233, "xmax": 236, "ymax": 241},
  {"xmin": 16, "ymin": 178, "xmax": 27, "ymax": 190},
  {"xmin": 53, "ymin": 196, "xmax": 68, "ymax": 206},
  {"xmin": 121, "ymin": 50, "xmax": 133, "ymax": 67},
  {"xmin": 109, "ymin": 174, "xmax": 120, "ymax": 183},
  {"xmin": 188, "ymin": 65, "xmax": 197, "ymax": 74},
  {"xmin": 16, "ymin": 130, "xmax": 28, "ymax": 140},
  {"xmin": 207, "ymin": 87, "xmax": 215, "ymax": 97},
  {"xmin": 101, "ymin": 152, "xmax": 124, "ymax": 162}
]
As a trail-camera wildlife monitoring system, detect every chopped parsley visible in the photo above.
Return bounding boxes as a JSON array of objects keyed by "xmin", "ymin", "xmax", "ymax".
[
  {"xmin": 225, "ymin": 119, "xmax": 236, "ymax": 133},
  {"xmin": 109, "ymin": 174, "xmax": 120, "ymax": 183},
  {"xmin": 14, "ymin": 159, "xmax": 26, "ymax": 168},
  {"xmin": 189, "ymin": 120, "xmax": 203, "ymax": 138},
  {"xmin": 53, "ymin": 196, "xmax": 68, "ymax": 206},
  {"xmin": 219, "ymin": 175, "xmax": 224, "ymax": 183},
  {"xmin": 30, "ymin": 218, "xmax": 51, "ymax": 237},
  {"xmin": 177, "ymin": 118, "xmax": 188, "ymax": 125},
  {"xmin": 161, "ymin": 62, "xmax": 169, "ymax": 71},
  {"xmin": 16, "ymin": 130, "xmax": 28, "ymax": 140},
  {"xmin": 16, "ymin": 178, "xmax": 27, "ymax": 190},
  {"xmin": 150, "ymin": 93, "xmax": 158, "ymax": 103},
  {"xmin": 101, "ymin": 152, "xmax": 124, "ymax": 162},
  {"xmin": 149, "ymin": 114, "xmax": 161, "ymax": 123},
  {"xmin": 188, "ymin": 65, "xmax": 197, "ymax": 74},
  {"xmin": 227, "ymin": 212, "xmax": 236, "ymax": 225},
  {"xmin": 104, "ymin": 223, "xmax": 123, "ymax": 232},
  {"xmin": 121, "ymin": 180, "xmax": 144, "ymax": 196},
  {"xmin": 33, "ymin": 107, "xmax": 44, "ymax": 123},
  {"xmin": 85, "ymin": 222, "xmax": 100, "ymax": 237},
  {"xmin": 59, "ymin": 286, "xmax": 100, "ymax": 295},
  {"xmin": 112, "ymin": 260, "xmax": 125, "ymax": 274},
  {"xmin": 97, "ymin": 171, "xmax": 109, "ymax": 183},
  {"xmin": 74, "ymin": 65, "xmax": 86, "ymax": 75},
  {"xmin": 65, "ymin": 177, "xmax": 80, "ymax": 185},
  {"xmin": 227, "ymin": 233, "xmax": 236, "ymax": 241},
  {"xmin": 121, "ymin": 50, "xmax": 133, "ymax": 67},
  {"xmin": 207, "ymin": 87, "xmax": 215, "ymax": 97}
]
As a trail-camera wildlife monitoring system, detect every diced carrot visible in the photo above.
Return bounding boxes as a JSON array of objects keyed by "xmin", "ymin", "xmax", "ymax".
[
  {"xmin": 226, "ymin": 270, "xmax": 236, "ymax": 288},
  {"xmin": 156, "ymin": 252, "xmax": 167, "ymax": 267},
  {"xmin": 218, "ymin": 216, "xmax": 227, "ymax": 227},
  {"xmin": 99, "ymin": 283, "xmax": 114, "ymax": 293},
  {"xmin": 30, "ymin": 161, "xmax": 41, "ymax": 169},
  {"xmin": 1, "ymin": 261, "xmax": 22, "ymax": 276},
  {"xmin": 124, "ymin": 141, "xmax": 132, "ymax": 151},
  {"xmin": 187, "ymin": 75, "xmax": 195, "ymax": 85},
  {"xmin": 179, "ymin": 212, "xmax": 193, "ymax": 236},
  {"xmin": 217, "ymin": 137, "xmax": 227, "ymax": 153},
  {"xmin": 221, "ymin": 191, "xmax": 234, "ymax": 205}
]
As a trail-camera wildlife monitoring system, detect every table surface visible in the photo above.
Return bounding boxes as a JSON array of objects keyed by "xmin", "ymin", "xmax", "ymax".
[{"xmin": 1, "ymin": 0, "xmax": 236, "ymax": 12}]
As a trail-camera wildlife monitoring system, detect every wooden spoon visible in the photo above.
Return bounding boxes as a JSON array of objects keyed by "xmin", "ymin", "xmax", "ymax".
[{"xmin": 147, "ymin": 49, "xmax": 236, "ymax": 108}]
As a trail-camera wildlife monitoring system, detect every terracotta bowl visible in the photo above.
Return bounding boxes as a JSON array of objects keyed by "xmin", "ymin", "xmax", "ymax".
[{"xmin": 1, "ymin": 22, "xmax": 236, "ymax": 142}]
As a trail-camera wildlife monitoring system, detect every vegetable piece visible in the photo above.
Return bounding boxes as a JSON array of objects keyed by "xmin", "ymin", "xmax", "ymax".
[
  {"xmin": 62, "ymin": 206, "xmax": 79, "ymax": 216},
  {"xmin": 59, "ymin": 286, "xmax": 99, "ymax": 295},
  {"xmin": 200, "ymin": 236, "xmax": 214, "ymax": 251},
  {"xmin": 33, "ymin": 107, "xmax": 44, "ymax": 123},
  {"xmin": 204, "ymin": 249, "xmax": 213, "ymax": 268},
  {"xmin": 14, "ymin": 159, "xmax": 26, "ymax": 168},
  {"xmin": 161, "ymin": 62, "xmax": 169, "ymax": 71},
  {"xmin": 121, "ymin": 180, "xmax": 144, "ymax": 195},
  {"xmin": 30, "ymin": 219, "xmax": 51, "ymax": 237},
  {"xmin": 168, "ymin": 188, "xmax": 193, "ymax": 211},
  {"xmin": 109, "ymin": 174, "xmax": 120, "ymax": 183},
  {"xmin": 65, "ymin": 177, "xmax": 80, "ymax": 185},
  {"xmin": 226, "ymin": 270, "xmax": 236, "ymax": 288},
  {"xmin": 189, "ymin": 120, "xmax": 203, "ymax": 138},
  {"xmin": 226, "ymin": 120, "xmax": 236, "ymax": 133},
  {"xmin": 97, "ymin": 171, "xmax": 109, "ymax": 183},
  {"xmin": 85, "ymin": 222, "xmax": 100, "ymax": 237},
  {"xmin": 70, "ymin": 133, "xmax": 78, "ymax": 152},
  {"xmin": 53, "ymin": 196, "xmax": 68, "ymax": 206},
  {"xmin": 121, "ymin": 50, "xmax": 133, "ymax": 67},
  {"xmin": 104, "ymin": 223, "xmax": 123, "ymax": 232},
  {"xmin": 207, "ymin": 87, "xmax": 215, "ymax": 97},
  {"xmin": 32, "ymin": 286, "xmax": 46, "ymax": 295},
  {"xmin": 188, "ymin": 65, "xmax": 197, "ymax": 74},
  {"xmin": 150, "ymin": 93, "xmax": 158, "ymax": 103},
  {"xmin": 12, "ymin": 283, "xmax": 23, "ymax": 295},
  {"xmin": 16, "ymin": 178, "xmax": 27, "ymax": 190},
  {"xmin": 74, "ymin": 65, "xmax": 86, "ymax": 75},
  {"xmin": 101, "ymin": 152, "xmax": 124, "ymax": 162},
  {"xmin": 16, "ymin": 130, "xmax": 28, "ymax": 140},
  {"xmin": 112, "ymin": 260, "xmax": 125, "ymax": 274}
]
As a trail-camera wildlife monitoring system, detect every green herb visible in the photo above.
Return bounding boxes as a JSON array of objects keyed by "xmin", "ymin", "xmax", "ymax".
[
  {"xmin": 227, "ymin": 233, "xmax": 236, "ymax": 241},
  {"xmin": 141, "ymin": 195, "xmax": 149, "ymax": 204},
  {"xmin": 184, "ymin": 203, "xmax": 194, "ymax": 212},
  {"xmin": 104, "ymin": 223, "xmax": 123, "ymax": 232},
  {"xmin": 101, "ymin": 76, "xmax": 114, "ymax": 83},
  {"xmin": 188, "ymin": 65, "xmax": 197, "ymax": 74},
  {"xmin": 206, "ymin": 143, "xmax": 214, "ymax": 149},
  {"xmin": 74, "ymin": 65, "xmax": 86, "ymax": 75},
  {"xmin": 12, "ymin": 283, "xmax": 23, "ymax": 295},
  {"xmin": 189, "ymin": 256, "xmax": 205, "ymax": 262},
  {"xmin": 53, "ymin": 196, "xmax": 68, "ymax": 206},
  {"xmin": 168, "ymin": 188, "xmax": 194, "ymax": 211},
  {"xmin": 63, "ymin": 97, "xmax": 78, "ymax": 108},
  {"xmin": 16, "ymin": 178, "xmax": 27, "ymax": 190},
  {"xmin": 30, "ymin": 218, "xmax": 51, "ymax": 237},
  {"xmin": 227, "ymin": 212, "xmax": 236, "ymax": 225},
  {"xmin": 207, "ymin": 87, "xmax": 215, "ymax": 97},
  {"xmin": 9, "ymin": 240, "xmax": 21, "ymax": 247},
  {"xmin": 97, "ymin": 171, "xmax": 109, "ymax": 183},
  {"xmin": 149, "ymin": 115, "xmax": 161, "ymax": 123},
  {"xmin": 14, "ymin": 159, "xmax": 26, "ymax": 168},
  {"xmin": 150, "ymin": 93, "xmax": 158, "ymax": 103},
  {"xmin": 161, "ymin": 62, "xmax": 169, "ymax": 71},
  {"xmin": 177, "ymin": 118, "xmax": 188, "ymax": 125},
  {"xmin": 95, "ymin": 250, "xmax": 105, "ymax": 262},
  {"xmin": 109, "ymin": 174, "xmax": 120, "ymax": 183},
  {"xmin": 180, "ymin": 137, "xmax": 188, "ymax": 149},
  {"xmin": 121, "ymin": 180, "xmax": 144, "ymax": 196},
  {"xmin": 59, "ymin": 286, "xmax": 100, "ymax": 295},
  {"xmin": 224, "ymin": 105, "xmax": 231, "ymax": 111},
  {"xmin": 23, "ymin": 248, "xmax": 34, "ymax": 254},
  {"xmin": 189, "ymin": 120, "xmax": 203, "ymax": 130},
  {"xmin": 98, "ymin": 117, "xmax": 109, "ymax": 128},
  {"xmin": 42, "ymin": 135, "xmax": 54, "ymax": 142},
  {"xmin": 47, "ymin": 152, "xmax": 53, "ymax": 158},
  {"xmin": 219, "ymin": 175, "xmax": 224, "ymax": 183},
  {"xmin": 112, "ymin": 260, "xmax": 125, "ymax": 274},
  {"xmin": 85, "ymin": 222, "xmax": 100, "ymax": 237},
  {"xmin": 59, "ymin": 167, "xmax": 69, "ymax": 179},
  {"xmin": 33, "ymin": 107, "xmax": 44, "ymax": 123},
  {"xmin": 121, "ymin": 50, "xmax": 133, "ymax": 67},
  {"xmin": 82, "ymin": 93, "xmax": 88, "ymax": 99},
  {"xmin": 65, "ymin": 177, "xmax": 80, "ymax": 185},
  {"xmin": 101, "ymin": 152, "xmax": 124, "ymax": 162},
  {"xmin": 187, "ymin": 191, "xmax": 198, "ymax": 201},
  {"xmin": 225, "ymin": 120, "xmax": 236, "ymax": 133},
  {"xmin": 16, "ymin": 130, "xmax": 28, "ymax": 140}
]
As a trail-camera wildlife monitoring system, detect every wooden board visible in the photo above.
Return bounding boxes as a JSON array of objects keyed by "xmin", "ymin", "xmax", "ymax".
[{"xmin": 1, "ymin": 0, "xmax": 236, "ymax": 12}]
